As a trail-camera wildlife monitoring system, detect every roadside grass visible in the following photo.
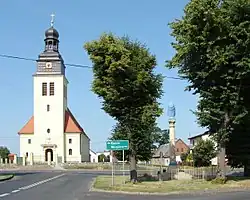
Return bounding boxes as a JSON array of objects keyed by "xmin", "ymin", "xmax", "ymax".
[
  {"xmin": 63, "ymin": 163, "xmax": 159, "ymax": 171},
  {"xmin": 63, "ymin": 163, "xmax": 113, "ymax": 170},
  {"xmin": 93, "ymin": 175, "xmax": 250, "ymax": 193},
  {"xmin": 0, "ymin": 174, "xmax": 14, "ymax": 181}
]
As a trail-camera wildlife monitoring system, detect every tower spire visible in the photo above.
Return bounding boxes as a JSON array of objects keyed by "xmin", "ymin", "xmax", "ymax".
[{"xmin": 50, "ymin": 13, "xmax": 55, "ymax": 27}]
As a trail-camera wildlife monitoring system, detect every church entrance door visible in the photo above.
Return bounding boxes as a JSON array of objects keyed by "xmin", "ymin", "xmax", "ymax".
[{"xmin": 45, "ymin": 148, "xmax": 53, "ymax": 162}]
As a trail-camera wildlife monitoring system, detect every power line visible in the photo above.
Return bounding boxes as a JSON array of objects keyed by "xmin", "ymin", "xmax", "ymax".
[
  {"xmin": 0, "ymin": 53, "xmax": 184, "ymax": 80},
  {"xmin": 0, "ymin": 54, "xmax": 91, "ymax": 69}
]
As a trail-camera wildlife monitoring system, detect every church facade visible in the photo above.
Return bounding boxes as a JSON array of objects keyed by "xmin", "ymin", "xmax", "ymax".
[{"xmin": 18, "ymin": 21, "xmax": 90, "ymax": 164}]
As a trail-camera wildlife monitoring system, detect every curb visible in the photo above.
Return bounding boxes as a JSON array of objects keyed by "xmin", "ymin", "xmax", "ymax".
[
  {"xmin": 89, "ymin": 178, "xmax": 250, "ymax": 196},
  {"xmin": 0, "ymin": 174, "xmax": 14, "ymax": 182},
  {"xmin": 90, "ymin": 187, "xmax": 250, "ymax": 196}
]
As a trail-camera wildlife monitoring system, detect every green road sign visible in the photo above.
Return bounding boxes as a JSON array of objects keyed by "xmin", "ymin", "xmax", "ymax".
[{"xmin": 106, "ymin": 140, "xmax": 129, "ymax": 151}]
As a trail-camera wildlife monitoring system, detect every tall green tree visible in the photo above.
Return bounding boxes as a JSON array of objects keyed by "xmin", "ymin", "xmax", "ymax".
[
  {"xmin": 84, "ymin": 33, "xmax": 163, "ymax": 181},
  {"xmin": 0, "ymin": 146, "xmax": 10, "ymax": 159},
  {"xmin": 167, "ymin": 0, "xmax": 250, "ymax": 176},
  {"xmin": 193, "ymin": 139, "xmax": 217, "ymax": 167}
]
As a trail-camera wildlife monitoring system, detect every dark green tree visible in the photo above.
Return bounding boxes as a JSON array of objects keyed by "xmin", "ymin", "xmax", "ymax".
[
  {"xmin": 98, "ymin": 154, "xmax": 107, "ymax": 162},
  {"xmin": 180, "ymin": 151, "xmax": 189, "ymax": 164},
  {"xmin": 167, "ymin": 0, "xmax": 250, "ymax": 176},
  {"xmin": 0, "ymin": 146, "xmax": 10, "ymax": 159},
  {"xmin": 84, "ymin": 33, "xmax": 163, "ymax": 181},
  {"xmin": 153, "ymin": 127, "xmax": 169, "ymax": 147},
  {"xmin": 193, "ymin": 139, "xmax": 217, "ymax": 167}
]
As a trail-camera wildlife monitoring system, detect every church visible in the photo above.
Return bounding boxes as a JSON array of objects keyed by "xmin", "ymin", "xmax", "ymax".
[{"xmin": 18, "ymin": 18, "xmax": 90, "ymax": 164}]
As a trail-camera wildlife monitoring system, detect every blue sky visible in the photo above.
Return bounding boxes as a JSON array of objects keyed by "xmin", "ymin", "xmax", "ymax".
[{"xmin": 0, "ymin": 0, "xmax": 205, "ymax": 154}]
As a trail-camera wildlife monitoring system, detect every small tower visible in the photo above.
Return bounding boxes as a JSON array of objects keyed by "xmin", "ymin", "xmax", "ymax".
[
  {"xmin": 167, "ymin": 102, "xmax": 177, "ymax": 166},
  {"xmin": 167, "ymin": 102, "xmax": 176, "ymax": 146}
]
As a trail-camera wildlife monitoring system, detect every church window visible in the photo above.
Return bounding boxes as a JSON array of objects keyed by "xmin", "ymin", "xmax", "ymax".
[
  {"xmin": 42, "ymin": 82, "xmax": 47, "ymax": 96},
  {"xmin": 26, "ymin": 152, "xmax": 28, "ymax": 157},
  {"xmin": 69, "ymin": 138, "xmax": 72, "ymax": 144},
  {"xmin": 28, "ymin": 139, "xmax": 31, "ymax": 144},
  {"xmin": 176, "ymin": 148, "xmax": 179, "ymax": 152},
  {"xmin": 181, "ymin": 148, "xmax": 184, "ymax": 152},
  {"xmin": 47, "ymin": 104, "xmax": 50, "ymax": 111},
  {"xmin": 69, "ymin": 149, "xmax": 72, "ymax": 155},
  {"xmin": 47, "ymin": 129, "xmax": 50, "ymax": 133},
  {"xmin": 49, "ymin": 82, "xmax": 55, "ymax": 96}
]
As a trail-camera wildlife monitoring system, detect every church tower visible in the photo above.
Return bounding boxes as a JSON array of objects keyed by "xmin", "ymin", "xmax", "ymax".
[
  {"xmin": 18, "ymin": 15, "xmax": 90, "ymax": 165},
  {"xmin": 33, "ymin": 16, "xmax": 68, "ymax": 162}
]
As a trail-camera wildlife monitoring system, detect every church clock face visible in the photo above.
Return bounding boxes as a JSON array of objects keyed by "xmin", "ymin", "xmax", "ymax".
[{"xmin": 45, "ymin": 62, "xmax": 52, "ymax": 69}]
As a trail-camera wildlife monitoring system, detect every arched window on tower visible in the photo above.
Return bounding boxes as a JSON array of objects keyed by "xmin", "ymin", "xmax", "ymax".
[
  {"xmin": 45, "ymin": 41, "xmax": 48, "ymax": 50},
  {"xmin": 48, "ymin": 41, "xmax": 53, "ymax": 50},
  {"xmin": 69, "ymin": 149, "xmax": 72, "ymax": 155},
  {"xmin": 53, "ymin": 41, "xmax": 58, "ymax": 51}
]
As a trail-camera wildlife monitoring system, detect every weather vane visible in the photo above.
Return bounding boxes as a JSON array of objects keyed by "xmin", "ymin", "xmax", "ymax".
[{"xmin": 50, "ymin": 13, "xmax": 55, "ymax": 27}]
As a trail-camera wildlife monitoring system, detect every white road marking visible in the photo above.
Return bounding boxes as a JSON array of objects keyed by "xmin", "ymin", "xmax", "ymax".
[
  {"xmin": 0, "ymin": 193, "xmax": 9, "ymax": 197},
  {"xmin": 19, "ymin": 173, "xmax": 65, "ymax": 190},
  {"xmin": 11, "ymin": 189, "xmax": 20, "ymax": 193},
  {"xmin": 0, "ymin": 173, "xmax": 65, "ymax": 198}
]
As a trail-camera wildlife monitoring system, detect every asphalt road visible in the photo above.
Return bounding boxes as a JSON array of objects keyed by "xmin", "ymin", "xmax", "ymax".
[{"xmin": 0, "ymin": 171, "xmax": 250, "ymax": 200}]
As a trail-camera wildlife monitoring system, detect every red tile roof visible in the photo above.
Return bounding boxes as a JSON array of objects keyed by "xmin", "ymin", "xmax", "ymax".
[
  {"xmin": 64, "ymin": 109, "xmax": 83, "ymax": 133},
  {"xmin": 18, "ymin": 116, "xmax": 34, "ymax": 134},
  {"xmin": 18, "ymin": 108, "xmax": 84, "ymax": 134}
]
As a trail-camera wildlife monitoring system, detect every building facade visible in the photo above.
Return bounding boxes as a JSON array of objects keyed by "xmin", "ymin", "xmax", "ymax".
[
  {"xmin": 175, "ymin": 139, "xmax": 190, "ymax": 156},
  {"xmin": 151, "ymin": 139, "xmax": 189, "ymax": 165},
  {"xmin": 18, "ymin": 21, "xmax": 90, "ymax": 164}
]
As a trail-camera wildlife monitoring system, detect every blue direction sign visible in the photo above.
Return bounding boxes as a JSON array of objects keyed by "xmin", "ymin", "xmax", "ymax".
[{"xmin": 106, "ymin": 140, "xmax": 129, "ymax": 151}]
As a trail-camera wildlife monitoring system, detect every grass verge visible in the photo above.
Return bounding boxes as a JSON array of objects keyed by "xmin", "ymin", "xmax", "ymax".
[
  {"xmin": 63, "ymin": 163, "xmax": 156, "ymax": 171},
  {"xmin": 0, "ymin": 174, "xmax": 14, "ymax": 182},
  {"xmin": 92, "ymin": 175, "xmax": 250, "ymax": 194}
]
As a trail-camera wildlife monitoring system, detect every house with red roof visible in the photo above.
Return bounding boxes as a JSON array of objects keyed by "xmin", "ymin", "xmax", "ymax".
[{"xmin": 18, "ymin": 19, "xmax": 90, "ymax": 164}]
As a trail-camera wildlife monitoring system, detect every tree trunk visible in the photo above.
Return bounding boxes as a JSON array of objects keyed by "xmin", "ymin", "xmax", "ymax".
[
  {"xmin": 244, "ymin": 162, "xmax": 250, "ymax": 177},
  {"xmin": 216, "ymin": 111, "xmax": 230, "ymax": 178},
  {"xmin": 216, "ymin": 147, "xmax": 226, "ymax": 178},
  {"xmin": 130, "ymin": 154, "xmax": 137, "ymax": 183}
]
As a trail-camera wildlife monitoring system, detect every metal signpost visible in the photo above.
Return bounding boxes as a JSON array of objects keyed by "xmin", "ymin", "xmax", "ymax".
[{"xmin": 106, "ymin": 140, "xmax": 129, "ymax": 186}]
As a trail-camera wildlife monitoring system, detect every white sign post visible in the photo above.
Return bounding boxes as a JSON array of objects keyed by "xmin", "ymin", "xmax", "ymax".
[{"xmin": 111, "ymin": 150, "xmax": 114, "ymax": 186}]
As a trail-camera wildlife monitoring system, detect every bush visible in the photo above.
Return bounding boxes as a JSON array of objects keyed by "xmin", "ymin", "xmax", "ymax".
[{"xmin": 211, "ymin": 177, "xmax": 228, "ymax": 184}]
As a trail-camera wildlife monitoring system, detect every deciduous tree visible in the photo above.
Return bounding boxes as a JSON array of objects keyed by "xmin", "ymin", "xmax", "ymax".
[
  {"xmin": 0, "ymin": 146, "xmax": 10, "ymax": 159},
  {"xmin": 152, "ymin": 127, "xmax": 169, "ymax": 147},
  {"xmin": 167, "ymin": 0, "xmax": 250, "ymax": 176},
  {"xmin": 84, "ymin": 33, "xmax": 163, "ymax": 181},
  {"xmin": 193, "ymin": 139, "xmax": 217, "ymax": 167}
]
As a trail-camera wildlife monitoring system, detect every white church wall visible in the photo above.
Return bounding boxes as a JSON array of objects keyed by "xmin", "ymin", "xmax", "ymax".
[
  {"xmin": 20, "ymin": 134, "xmax": 35, "ymax": 157},
  {"xmin": 65, "ymin": 133, "xmax": 81, "ymax": 162},
  {"xmin": 33, "ymin": 75, "xmax": 67, "ymax": 160},
  {"xmin": 80, "ymin": 133, "xmax": 90, "ymax": 162}
]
